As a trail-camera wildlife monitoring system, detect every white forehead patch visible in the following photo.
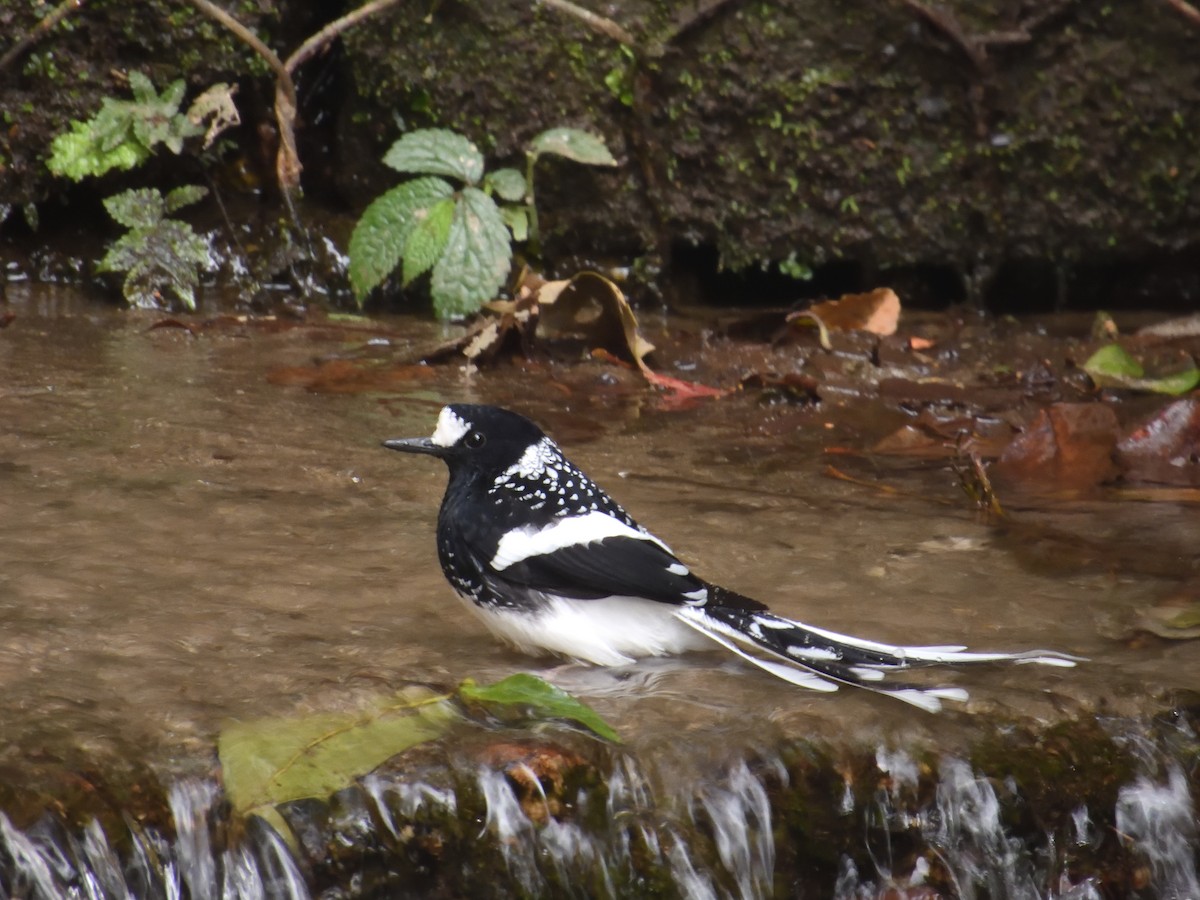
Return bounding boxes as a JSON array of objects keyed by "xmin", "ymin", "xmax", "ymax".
[{"xmin": 430, "ymin": 407, "xmax": 471, "ymax": 447}]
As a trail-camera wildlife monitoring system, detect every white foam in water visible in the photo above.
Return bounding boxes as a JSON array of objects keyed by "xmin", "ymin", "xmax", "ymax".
[
  {"xmin": 0, "ymin": 813, "xmax": 61, "ymax": 898},
  {"xmin": 929, "ymin": 756, "xmax": 1040, "ymax": 900},
  {"xmin": 693, "ymin": 760, "xmax": 775, "ymax": 900},
  {"xmin": 170, "ymin": 779, "xmax": 220, "ymax": 900},
  {"xmin": 665, "ymin": 830, "xmax": 719, "ymax": 900},
  {"xmin": 1115, "ymin": 764, "xmax": 1200, "ymax": 899},
  {"xmin": 362, "ymin": 772, "xmax": 457, "ymax": 839}
]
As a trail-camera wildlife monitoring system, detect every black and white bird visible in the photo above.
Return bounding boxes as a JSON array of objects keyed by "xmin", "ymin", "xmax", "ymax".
[{"xmin": 384, "ymin": 404, "xmax": 1078, "ymax": 712}]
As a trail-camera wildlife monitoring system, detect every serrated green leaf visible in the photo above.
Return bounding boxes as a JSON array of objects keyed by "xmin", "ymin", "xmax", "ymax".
[
  {"xmin": 165, "ymin": 184, "xmax": 208, "ymax": 213},
  {"xmin": 528, "ymin": 128, "xmax": 616, "ymax": 167},
  {"xmin": 46, "ymin": 121, "xmax": 148, "ymax": 180},
  {"xmin": 160, "ymin": 79, "xmax": 187, "ymax": 113},
  {"xmin": 459, "ymin": 674, "xmax": 620, "ymax": 743},
  {"xmin": 402, "ymin": 197, "xmax": 455, "ymax": 287},
  {"xmin": 94, "ymin": 101, "xmax": 134, "ymax": 152},
  {"xmin": 500, "ymin": 205, "xmax": 528, "ymax": 242},
  {"xmin": 382, "ymin": 129, "xmax": 484, "ymax": 184},
  {"xmin": 347, "ymin": 176, "xmax": 455, "ymax": 302},
  {"xmin": 127, "ymin": 70, "xmax": 155, "ymax": 103},
  {"xmin": 103, "ymin": 188, "xmax": 165, "ymax": 230},
  {"xmin": 485, "ymin": 168, "xmax": 527, "ymax": 202},
  {"xmin": 429, "ymin": 186, "xmax": 511, "ymax": 319},
  {"xmin": 219, "ymin": 687, "xmax": 456, "ymax": 819}
]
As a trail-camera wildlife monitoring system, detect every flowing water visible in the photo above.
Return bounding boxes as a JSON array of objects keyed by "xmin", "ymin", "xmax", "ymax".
[{"xmin": 1, "ymin": 285, "xmax": 1197, "ymax": 898}]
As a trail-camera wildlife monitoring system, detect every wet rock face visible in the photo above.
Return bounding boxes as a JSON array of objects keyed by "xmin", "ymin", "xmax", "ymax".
[
  {"xmin": 343, "ymin": 0, "xmax": 1200, "ymax": 273},
  {"xmin": 4, "ymin": 1, "xmax": 1197, "ymax": 301},
  {"xmin": 2, "ymin": 713, "xmax": 1197, "ymax": 899}
]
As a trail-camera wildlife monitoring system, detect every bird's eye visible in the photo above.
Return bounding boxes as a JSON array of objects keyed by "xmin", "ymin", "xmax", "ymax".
[{"xmin": 465, "ymin": 431, "xmax": 486, "ymax": 449}]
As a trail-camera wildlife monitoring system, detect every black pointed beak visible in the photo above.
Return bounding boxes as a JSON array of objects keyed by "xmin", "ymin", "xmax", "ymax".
[{"xmin": 382, "ymin": 437, "xmax": 446, "ymax": 457}]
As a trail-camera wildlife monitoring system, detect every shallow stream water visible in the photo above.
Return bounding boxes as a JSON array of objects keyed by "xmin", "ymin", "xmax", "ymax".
[{"xmin": 1, "ymin": 285, "xmax": 1197, "ymax": 898}]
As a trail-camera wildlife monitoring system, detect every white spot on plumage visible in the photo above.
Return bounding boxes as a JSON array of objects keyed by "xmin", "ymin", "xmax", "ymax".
[
  {"xmin": 489, "ymin": 511, "xmax": 671, "ymax": 571},
  {"xmin": 495, "ymin": 437, "xmax": 562, "ymax": 484},
  {"xmin": 682, "ymin": 587, "xmax": 708, "ymax": 604},
  {"xmin": 430, "ymin": 407, "xmax": 471, "ymax": 447},
  {"xmin": 666, "ymin": 562, "xmax": 689, "ymax": 576}
]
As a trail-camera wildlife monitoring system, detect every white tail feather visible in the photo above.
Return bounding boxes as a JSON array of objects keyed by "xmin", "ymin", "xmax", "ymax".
[
  {"xmin": 761, "ymin": 615, "xmax": 1082, "ymax": 667},
  {"xmin": 675, "ymin": 610, "xmax": 839, "ymax": 692},
  {"xmin": 676, "ymin": 608, "xmax": 973, "ymax": 712}
]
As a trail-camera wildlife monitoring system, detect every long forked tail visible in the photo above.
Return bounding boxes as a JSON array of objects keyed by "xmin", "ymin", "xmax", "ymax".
[{"xmin": 674, "ymin": 603, "xmax": 1081, "ymax": 713}]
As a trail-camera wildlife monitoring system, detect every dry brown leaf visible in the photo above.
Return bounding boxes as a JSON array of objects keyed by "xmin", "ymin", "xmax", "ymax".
[{"xmin": 791, "ymin": 287, "xmax": 901, "ymax": 336}]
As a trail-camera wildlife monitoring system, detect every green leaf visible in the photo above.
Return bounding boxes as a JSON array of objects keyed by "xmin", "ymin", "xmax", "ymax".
[
  {"xmin": 485, "ymin": 167, "xmax": 526, "ymax": 202},
  {"xmin": 1083, "ymin": 344, "xmax": 1200, "ymax": 395},
  {"xmin": 165, "ymin": 184, "xmax": 209, "ymax": 213},
  {"xmin": 219, "ymin": 687, "xmax": 456, "ymax": 820},
  {"xmin": 382, "ymin": 129, "xmax": 484, "ymax": 185},
  {"xmin": 459, "ymin": 673, "xmax": 620, "ymax": 743},
  {"xmin": 500, "ymin": 205, "xmax": 528, "ymax": 242},
  {"xmin": 127, "ymin": 70, "xmax": 155, "ymax": 103},
  {"xmin": 159, "ymin": 79, "xmax": 188, "ymax": 113},
  {"xmin": 429, "ymin": 186, "xmax": 511, "ymax": 320},
  {"xmin": 103, "ymin": 188, "xmax": 165, "ymax": 230},
  {"xmin": 347, "ymin": 176, "xmax": 455, "ymax": 302},
  {"xmin": 402, "ymin": 197, "xmax": 455, "ymax": 287},
  {"xmin": 528, "ymin": 128, "xmax": 616, "ymax": 167},
  {"xmin": 46, "ymin": 120, "xmax": 148, "ymax": 180},
  {"xmin": 1084, "ymin": 344, "xmax": 1144, "ymax": 380}
]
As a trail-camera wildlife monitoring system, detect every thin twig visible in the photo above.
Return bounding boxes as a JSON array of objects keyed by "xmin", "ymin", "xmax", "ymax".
[
  {"xmin": 276, "ymin": 0, "xmax": 406, "ymax": 191},
  {"xmin": 284, "ymin": 0, "xmax": 404, "ymax": 75},
  {"xmin": 0, "ymin": 0, "xmax": 88, "ymax": 74},
  {"xmin": 184, "ymin": 0, "xmax": 301, "ymax": 192},
  {"xmin": 1163, "ymin": 0, "xmax": 1200, "ymax": 27},
  {"xmin": 536, "ymin": 0, "xmax": 636, "ymax": 47},
  {"xmin": 896, "ymin": 0, "xmax": 989, "ymax": 72}
]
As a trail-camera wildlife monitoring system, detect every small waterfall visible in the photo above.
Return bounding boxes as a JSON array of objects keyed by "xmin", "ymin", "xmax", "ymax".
[
  {"xmin": 0, "ymin": 781, "xmax": 308, "ymax": 900},
  {"xmin": 1, "ymin": 728, "xmax": 1197, "ymax": 898},
  {"xmin": 1115, "ymin": 765, "xmax": 1199, "ymax": 899}
]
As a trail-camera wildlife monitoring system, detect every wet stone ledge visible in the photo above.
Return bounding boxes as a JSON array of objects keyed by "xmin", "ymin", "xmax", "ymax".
[{"xmin": 1, "ymin": 705, "xmax": 1197, "ymax": 899}]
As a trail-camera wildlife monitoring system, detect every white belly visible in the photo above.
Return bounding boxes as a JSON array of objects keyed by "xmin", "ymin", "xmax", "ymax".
[{"xmin": 466, "ymin": 594, "xmax": 710, "ymax": 666}]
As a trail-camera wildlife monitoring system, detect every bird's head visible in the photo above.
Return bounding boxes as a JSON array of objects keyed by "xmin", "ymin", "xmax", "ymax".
[{"xmin": 383, "ymin": 404, "xmax": 551, "ymax": 479}]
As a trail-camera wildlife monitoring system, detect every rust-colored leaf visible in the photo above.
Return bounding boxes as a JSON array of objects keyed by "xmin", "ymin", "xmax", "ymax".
[
  {"xmin": 1116, "ymin": 398, "xmax": 1200, "ymax": 486},
  {"xmin": 991, "ymin": 403, "xmax": 1121, "ymax": 491}
]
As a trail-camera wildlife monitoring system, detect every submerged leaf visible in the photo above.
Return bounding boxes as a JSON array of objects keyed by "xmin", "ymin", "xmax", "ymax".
[
  {"xmin": 460, "ymin": 673, "xmax": 620, "ymax": 743},
  {"xmin": 429, "ymin": 186, "xmax": 511, "ymax": 319},
  {"xmin": 219, "ymin": 687, "xmax": 456, "ymax": 819},
  {"xmin": 528, "ymin": 128, "xmax": 617, "ymax": 167},
  {"xmin": 383, "ymin": 129, "xmax": 485, "ymax": 185}
]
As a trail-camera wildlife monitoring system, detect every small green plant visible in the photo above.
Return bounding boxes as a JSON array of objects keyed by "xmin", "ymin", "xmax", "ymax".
[
  {"xmin": 98, "ymin": 186, "xmax": 212, "ymax": 310},
  {"xmin": 348, "ymin": 126, "xmax": 616, "ymax": 319},
  {"xmin": 46, "ymin": 72, "xmax": 215, "ymax": 181}
]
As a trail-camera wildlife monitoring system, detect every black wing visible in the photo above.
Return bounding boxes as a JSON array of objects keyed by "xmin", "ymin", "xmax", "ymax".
[{"xmin": 498, "ymin": 534, "xmax": 767, "ymax": 612}]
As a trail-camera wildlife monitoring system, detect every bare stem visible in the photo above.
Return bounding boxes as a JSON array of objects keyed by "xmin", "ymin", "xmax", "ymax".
[
  {"xmin": 536, "ymin": 0, "xmax": 636, "ymax": 46},
  {"xmin": 1163, "ymin": 0, "xmax": 1200, "ymax": 27}
]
